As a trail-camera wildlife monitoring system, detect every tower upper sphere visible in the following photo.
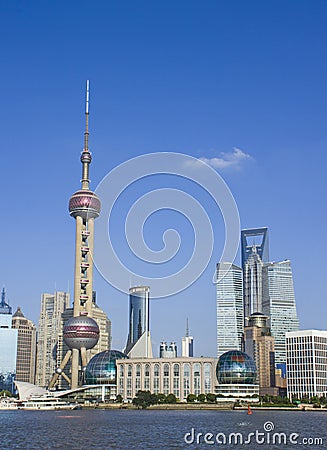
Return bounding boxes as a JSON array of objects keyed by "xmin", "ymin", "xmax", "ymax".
[
  {"xmin": 69, "ymin": 190, "xmax": 101, "ymax": 219},
  {"xmin": 69, "ymin": 80, "xmax": 101, "ymax": 220}
]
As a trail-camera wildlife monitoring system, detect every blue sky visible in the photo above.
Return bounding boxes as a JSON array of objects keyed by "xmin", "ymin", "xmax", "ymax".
[{"xmin": 1, "ymin": 1, "xmax": 326, "ymax": 357}]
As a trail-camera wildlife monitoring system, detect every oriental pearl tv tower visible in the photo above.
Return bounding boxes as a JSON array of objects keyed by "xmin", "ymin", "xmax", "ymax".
[{"xmin": 49, "ymin": 81, "xmax": 101, "ymax": 390}]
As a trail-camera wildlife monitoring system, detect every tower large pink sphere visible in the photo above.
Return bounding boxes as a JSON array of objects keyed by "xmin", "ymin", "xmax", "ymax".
[
  {"xmin": 63, "ymin": 316, "xmax": 99, "ymax": 350},
  {"xmin": 69, "ymin": 189, "xmax": 101, "ymax": 220}
]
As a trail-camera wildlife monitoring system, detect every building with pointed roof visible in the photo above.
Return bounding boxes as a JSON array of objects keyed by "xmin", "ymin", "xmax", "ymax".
[
  {"xmin": 12, "ymin": 307, "xmax": 37, "ymax": 384},
  {"xmin": 182, "ymin": 318, "xmax": 194, "ymax": 357}
]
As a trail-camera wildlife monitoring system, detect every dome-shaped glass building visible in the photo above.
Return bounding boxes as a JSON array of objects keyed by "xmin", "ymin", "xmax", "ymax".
[
  {"xmin": 216, "ymin": 350, "xmax": 256, "ymax": 384},
  {"xmin": 85, "ymin": 350, "xmax": 128, "ymax": 385}
]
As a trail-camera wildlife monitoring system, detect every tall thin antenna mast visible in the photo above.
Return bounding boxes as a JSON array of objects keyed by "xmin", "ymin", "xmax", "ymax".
[{"xmin": 84, "ymin": 80, "xmax": 90, "ymax": 151}]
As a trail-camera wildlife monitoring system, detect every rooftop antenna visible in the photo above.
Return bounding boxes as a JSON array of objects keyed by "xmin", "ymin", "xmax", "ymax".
[{"xmin": 186, "ymin": 318, "xmax": 189, "ymax": 337}]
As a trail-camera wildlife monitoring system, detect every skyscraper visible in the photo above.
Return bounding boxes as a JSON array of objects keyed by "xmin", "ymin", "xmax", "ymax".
[
  {"xmin": 49, "ymin": 81, "xmax": 101, "ymax": 390},
  {"xmin": 35, "ymin": 291, "xmax": 69, "ymax": 387},
  {"xmin": 0, "ymin": 288, "xmax": 18, "ymax": 393},
  {"xmin": 12, "ymin": 307, "xmax": 37, "ymax": 384},
  {"xmin": 244, "ymin": 312, "xmax": 276, "ymax": 395},
  {"xmin": 125, "ymin": 286, "xmax": 152, "ymax": 357},
  {"xmin": 286, "ymin": 330, "xmax": 327, "ymax": 400},
  {"xmin": 241, "ymin": 227, "xmax": 269, "ymax": 268},
  {"xmin": 263, "ymin": 260, "xmax": 299, "ymax": 365},
  {"xmin": 181, "ymin": 319, "xmax": 194, "ymax": 357},
  {"xmin": 216, "ymin": 262, "xmax": 243, "ymax": 357},
  {"xmin": 243, "ymin": 246, "xmax": 264, "ymax": 322}
]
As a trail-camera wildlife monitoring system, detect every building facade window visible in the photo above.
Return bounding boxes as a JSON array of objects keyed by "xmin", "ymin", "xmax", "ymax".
[
  {"xmin": 204, "ymin": 363, "xmax": 212, "ymax": 393},
  {"xmin": 153, "ymin": 363, "xmax": 159, "ymax": 394},
  {"xmin": 194, "ymin": 363, "xmax": 201, "ymax": 396},
  {"xmin": 183, "ymin": 363, "xmax": 190, "ymax": 399},
  {"xmin": 173, "ymin": 363, "xmax": 180, "ymax": 398}
]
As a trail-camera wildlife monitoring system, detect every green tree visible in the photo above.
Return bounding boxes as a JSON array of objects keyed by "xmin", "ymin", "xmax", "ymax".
[
  {"xmin": 132, "ymin": 390, "xmax": 155, "ymax": 409},
  {"xmin": 150, "ymin": 393, "xmax": 158, "ymax": 405},
  {"xmin": 187, "ymin": 394, "xmax": 197, "ymax": 403},
  {"xmin": 197, "ymin": 394, "xmax": 206, "ymax": 403},
  {"xmin": 0, "ymin": 390, "xmax": 13, "ymax": 398},
  {"xmin": 157, "ymin": 393, "xmax": 167, "ymax": 404},
  {"xmin": 165, "ymin": 393, "xmax": 177, "ymax": 404},
  {"xmin": 116, "ymin": 394, "xmax": 123, "ymax": 403},
  {"xmin": 206, "ymin": 393, "xmax": 216, "ymax": 403}
]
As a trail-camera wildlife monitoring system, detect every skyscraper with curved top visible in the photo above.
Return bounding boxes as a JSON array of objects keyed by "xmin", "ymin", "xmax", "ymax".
[{"xmin": 125, "ymin": 286, "xmax": 152, "ymax": 357}]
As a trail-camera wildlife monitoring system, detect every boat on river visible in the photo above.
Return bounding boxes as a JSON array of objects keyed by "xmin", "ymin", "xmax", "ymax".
[
  {"xmin": 0, "ymin": 397, "xmax": 19, "ymax": 410},
  {"xmin": 19, "ymin": 396, "xmax": 78, "ymax": 411}
]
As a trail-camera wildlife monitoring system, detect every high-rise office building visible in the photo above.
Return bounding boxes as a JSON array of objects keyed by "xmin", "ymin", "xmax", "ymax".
[
  {"xmin": 35, "ymin": 291, "xmax": 70, "ymax": 387},
  {"xmin": 263, "ymin": 260, "xmax": 299, "ymax": 365},
  {"xmin": 243, "ymin": 246, "xmax": 264, "ymax": 322},
  {"xmin": 0, "ymin": 288, "xmax": 18, "ymax": 393},
  {"xmin": 216, "ymin": 262, "xmax": 243, "ymax": 357},
  {"xmin": 125, "ymin": 286, "xmax": 152, "ymax": 358},
  {"xmin": 286, "ymin": 330, "xmax": 327, "ymax": 400},
  {"xmin": 241, "ymin": 227, "xmax": 269, "ymax": 268},
  {"xmin": 181, "ymin": 319, "xmax": 194, "ymax": 357},
  {"xmin": 12, "ymin": 307, "xmax": 37, "ymax": 384},
  {"xmin": 244, "ymin": 312, "xmax": 276, "ymax": 395}
]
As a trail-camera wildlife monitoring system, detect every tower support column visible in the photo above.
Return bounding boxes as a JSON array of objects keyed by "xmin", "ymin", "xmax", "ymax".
[
  {"xmin": 71, "ymin": 348, "xmax": 80, "ymax": 389},
  {"xmin": 73, "ymin": 216, "xmax": 83, "ymax": 316}
]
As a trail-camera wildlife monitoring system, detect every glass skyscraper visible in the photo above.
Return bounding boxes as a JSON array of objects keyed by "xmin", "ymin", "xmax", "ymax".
[
  {"xmin": 241, "ymin": 227, "xmax": 269, "ymax": 268},
  {"xmin": 263, "ymin": 260, "xmax": 299, "ymax": 365},
  {"xmin": 0, "ymin": 288, "xmax": 18, "ymax": 393},
  {"xmin": 125, "ymin": 286, "xmax": 150, "ymax": 354},
  {"xmin": 243, "ymin": 246, "xmax": 264, "ymax": 323},
  {"xmin": 216, "ymin": 263, "xmax": 243, "ymax": 357}
]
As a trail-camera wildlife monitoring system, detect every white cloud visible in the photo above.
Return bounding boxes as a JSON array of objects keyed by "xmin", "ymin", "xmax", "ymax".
[{"xmin": 199, "ymin": 148, "xmax": 253, "ymax": 170}]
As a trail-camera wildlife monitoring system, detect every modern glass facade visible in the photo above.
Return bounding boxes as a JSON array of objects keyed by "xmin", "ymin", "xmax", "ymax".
[
  {"xmin": 85, "ymin": 350, "xmax": 128, "ymax": 385},
  {"xmin": 243, "ymin": 248, "xmax": 264, "ymax": 322},
  {"xmin": 216, "ymin": 263, "xmax": 243, "ymax": 357},
  {"xmin": 263, "ymin": 260, "xmax": 299, "ymax": 365},
  {"xmin": 125, "ymin": 286, "xmax": 150, "ymax": 354},
  {"xmin": 241, "ymin": 227, "xmax": 269, "ymax": 268},
  {"xmin": 0, "ymin": 292, "xmax": 18, "ymax": 393},
  {"xmin": 216, "ymin": 350, "xmax": 256, "ymax": 384}
]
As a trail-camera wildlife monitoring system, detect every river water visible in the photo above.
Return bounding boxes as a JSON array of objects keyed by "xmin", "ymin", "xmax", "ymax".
[{"xmin": 0, "ymin": 409, "xmax": 326, "ymax": 449}]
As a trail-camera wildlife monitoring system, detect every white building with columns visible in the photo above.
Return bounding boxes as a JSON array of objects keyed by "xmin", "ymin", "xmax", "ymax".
[{"xmin": 116, "ymin": 357, "xmax": 217, "ymax": 402}]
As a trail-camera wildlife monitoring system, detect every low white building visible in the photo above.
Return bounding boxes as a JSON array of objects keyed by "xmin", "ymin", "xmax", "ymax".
[{"xmin": 116, "ymin": 357, "xmax": 217, "ymax": 401}]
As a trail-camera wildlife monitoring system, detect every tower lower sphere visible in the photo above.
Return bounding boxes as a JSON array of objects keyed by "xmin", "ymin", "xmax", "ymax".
[{"xmin": 63, "ymin": 316, "xmax": 99, "ymax": 350}]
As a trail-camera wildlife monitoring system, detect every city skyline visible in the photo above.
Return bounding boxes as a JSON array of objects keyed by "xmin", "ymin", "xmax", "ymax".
[{"xmin": 1, "ymin": 1, "xmax": 327, "ymax": 357}]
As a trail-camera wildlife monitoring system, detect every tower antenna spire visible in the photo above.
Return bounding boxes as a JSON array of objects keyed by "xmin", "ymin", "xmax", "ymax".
[
  {"xmin": 81, "ymin": 80, "xmax": 92, "ymax": 190},
  {"xmin": 186, "ymin": 317, "xmax": 189, "ymax": 337},
  {"xmin": 84, "ymin": 80, "xmax": 90, "ymax": 151}
]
